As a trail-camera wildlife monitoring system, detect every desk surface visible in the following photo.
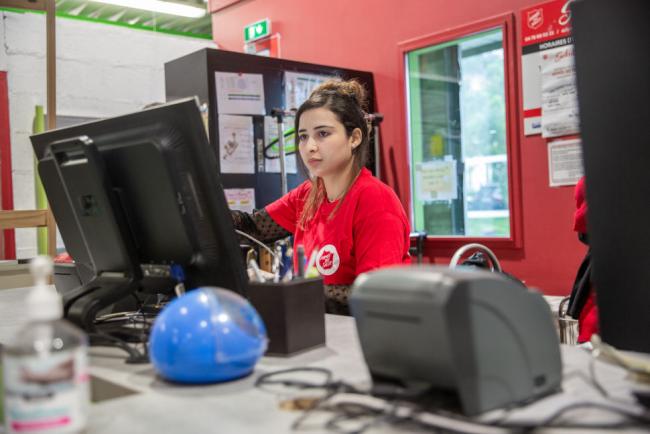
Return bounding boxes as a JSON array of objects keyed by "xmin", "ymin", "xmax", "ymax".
[{"xmin": 1, "ymin": 286, "xmax": 648, "ymax": 433}]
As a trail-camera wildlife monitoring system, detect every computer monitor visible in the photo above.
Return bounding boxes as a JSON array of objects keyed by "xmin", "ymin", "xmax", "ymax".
[
  {"xmin": 572, "ymin": 0, "xmax": 650, "ymax": 352},
  {"xmin": 31, "ymin": 98, "xmax": 248, "ymax": 332}
]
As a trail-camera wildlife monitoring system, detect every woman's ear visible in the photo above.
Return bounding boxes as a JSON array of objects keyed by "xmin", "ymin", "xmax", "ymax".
[{"xmin": 350, "ymin": 128, "xmax": 362, "ymax": 149}]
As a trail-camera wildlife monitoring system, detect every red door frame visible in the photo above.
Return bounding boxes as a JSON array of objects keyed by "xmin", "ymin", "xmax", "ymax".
[
  {"xmin": 396, "ymin": 13, "xmax": 523, "ymax": 251},
  {"xmin": 0, "ymin": 71, "xmax": 16, "ymax": 259}
]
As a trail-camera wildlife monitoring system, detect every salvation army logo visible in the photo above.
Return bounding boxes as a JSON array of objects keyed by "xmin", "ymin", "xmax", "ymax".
[
  {"xmin": 316, "ymin": 244, "xmax": 340, "ymax": 276},
  {"xmin": 527, "ymin": 8, "xmax": 543, "ymax": 30}
]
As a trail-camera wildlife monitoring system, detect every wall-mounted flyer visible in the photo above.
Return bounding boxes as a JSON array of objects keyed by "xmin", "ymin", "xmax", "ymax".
[
  {"xmin": 218, "ymin": 114, "xmax": 255, "ymax": 174},
  {"xmin": 540, "ymin": 45, "xmax": 580, "ymax": 138},
  {"xmin": 215, "ymin": 71, "xmax": 266, "ymax": 115},
  {"xmin": 548, "ymin": 138, "xmax": 583, "ymax": 187},
  {"xmin": 284, "ymin": 71, "xmax": 334, "ymax": 111},
  {"xmin": 224, "ymin": 188, "xmax": 256, "ymax": 213}
]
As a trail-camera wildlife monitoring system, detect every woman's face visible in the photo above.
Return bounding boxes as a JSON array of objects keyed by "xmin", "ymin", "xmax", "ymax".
[{"xmin": 297, "ymin": 108, "xmax": 361, "ymax": 179}]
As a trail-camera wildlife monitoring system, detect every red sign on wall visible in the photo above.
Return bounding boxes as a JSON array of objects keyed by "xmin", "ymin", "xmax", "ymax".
[
  {"xmin": 520, "ymin": 0, "xmax": 574, "ymax": 136},
  {"xmin": 521, "ymin": 0, "xmax": 572, "ymax": 46}
]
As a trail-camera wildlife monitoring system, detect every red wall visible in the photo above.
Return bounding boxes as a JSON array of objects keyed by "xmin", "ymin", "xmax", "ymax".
[{"xmin": 209, "ymin": 0, "xmax": 587, "ymax": 295}]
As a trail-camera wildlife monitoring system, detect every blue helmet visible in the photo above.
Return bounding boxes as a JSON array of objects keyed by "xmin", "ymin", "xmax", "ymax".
[{"xmin": 149, "ymin": 287, "xmax": 268, "ymax": 383}]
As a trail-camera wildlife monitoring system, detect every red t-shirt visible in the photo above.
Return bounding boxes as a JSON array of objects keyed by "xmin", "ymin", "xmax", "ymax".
[
  {"xmin": 578, "ymin": 292, "xmax": 599, "ymax": 343},
  {"xmin": 266, "ymin": 168, "xmax": 411, "ymax": 285}
]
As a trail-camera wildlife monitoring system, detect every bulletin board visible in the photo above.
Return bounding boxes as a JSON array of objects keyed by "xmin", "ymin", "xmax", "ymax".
[{"xmin": 164, "ymin": 49, "xmax": 376, "ymax": 210}]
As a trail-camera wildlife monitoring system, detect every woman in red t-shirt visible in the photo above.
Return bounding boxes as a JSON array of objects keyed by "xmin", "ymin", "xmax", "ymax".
[
  {"xmin": 567, "ymin": 177, "xmax": 599, "ymax": 342},
  {"xmin": 233, "ymin": 79, "xmax": 410, "ymax": 314}
]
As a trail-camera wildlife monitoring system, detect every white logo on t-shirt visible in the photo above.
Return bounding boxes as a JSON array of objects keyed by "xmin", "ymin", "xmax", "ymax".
[{"xmin": 316, "ymin": 244, "xmax": 340, "ymax": 276}]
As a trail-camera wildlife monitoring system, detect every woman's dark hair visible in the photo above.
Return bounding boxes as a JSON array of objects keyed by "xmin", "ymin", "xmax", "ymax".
[{"xmin": 295, "ymin": 79, "xmax": 370, "ymax": 228}]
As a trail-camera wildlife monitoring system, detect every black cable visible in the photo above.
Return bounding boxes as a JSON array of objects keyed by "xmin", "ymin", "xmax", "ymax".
[
  {"xmin": 263, "ymin": 135, "xmax": 297, "ymax": 160},
  {"xmin": 255, "ymin": 366, "xmax": 334, "ymax": 389},
  {"xmin": 256, "ymin": 366, "xmax": 650, "ymax": 433},
  {"xmin": 291, "ymin": 388, "xmax": 339, "ymax": 431},
  {"xmin": 131, "ymin": 292, "xmax": 143, "ymax": 308},
  {"xmin": 324, "ymin": 399, "xmax": 405, "ymax": 434},
  {"xmin": 255, "ymin": 367, "xmax": 371, "ymax": 432}
]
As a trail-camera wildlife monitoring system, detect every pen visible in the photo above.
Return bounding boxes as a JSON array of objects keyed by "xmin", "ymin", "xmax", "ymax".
[
  {"xmin": 305, "ymin": 250, "xmax": 318, "ymax": 278},
  {"xmin": 296, "ymin": 245, "xmax": 305, "ymax": 278}
]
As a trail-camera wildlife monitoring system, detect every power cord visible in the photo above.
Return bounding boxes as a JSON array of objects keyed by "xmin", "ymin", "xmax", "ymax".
[
  {"xmin": 91, "ymin": 302, "xmax": 155, "ymax": 364},
  {"xmin": 255, "ymin": 366, "xmax": 650, "ymax": 433},
  {"xmin": 235, "ymin": 229, "xmax": 282, "ymax": 263}
]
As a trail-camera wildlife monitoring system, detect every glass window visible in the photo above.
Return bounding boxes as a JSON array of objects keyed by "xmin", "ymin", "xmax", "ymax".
[{"xmin": 407, "ymin": 27, "xmax": 510, "ymax": 237}]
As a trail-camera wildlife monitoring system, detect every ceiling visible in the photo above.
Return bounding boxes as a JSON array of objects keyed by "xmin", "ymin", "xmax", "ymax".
[{"xmin": 54, "ymin": 0, "xmax": 212, "ymax": 38}]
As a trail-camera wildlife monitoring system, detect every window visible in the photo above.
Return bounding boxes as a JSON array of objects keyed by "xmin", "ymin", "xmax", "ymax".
[{"xmin": 404, "ymin": 16, "xmax": 519, "ymax": 243}]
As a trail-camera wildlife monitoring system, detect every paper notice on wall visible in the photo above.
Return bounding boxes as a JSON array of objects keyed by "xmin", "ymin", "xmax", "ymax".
[
  {"xmin": 520, "ymin": 0, "xmax": 574, "ymax": 136},
  {"xmin": 218, "ymin": 114, "xmax": 255, "ymax": 174},
  {"xmin": 224, "ymin": 188, "xmax": 256, "ymax": 213},
  {"xmin": 540, "ymin": 44, "xmax": 580, "ymax": 138},
  {"xmin": 415, "ymin": 160, "xmax": 457, "ymax": 201},
  {"xmin": 215, "ymin": 72, "xmax": 266, "ymax": 115},
  {"xmin": 284, "ymin": 71, "xmax": 334, "ymax": 110},
  {"xmin": 263, "ymin": 116, "xmax": 297, "ymax": 174},
  {"xmin": 548, "ymin": 138, "xmax": 583, "ymax": 187}
]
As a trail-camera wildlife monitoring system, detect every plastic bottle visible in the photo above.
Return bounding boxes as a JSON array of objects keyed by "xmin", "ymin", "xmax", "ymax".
[{"xmin": 2, "ymin": 256, "xmax": 89, "ymax": 434}]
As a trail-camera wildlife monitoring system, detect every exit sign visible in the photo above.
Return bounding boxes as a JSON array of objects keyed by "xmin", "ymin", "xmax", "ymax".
[{"xmin": 244, "ymin": 18, "xmax": 271, "ymax": 43}]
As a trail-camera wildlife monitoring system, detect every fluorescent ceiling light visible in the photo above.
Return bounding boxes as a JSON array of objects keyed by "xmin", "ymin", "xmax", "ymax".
[{"xmin": 89, "ymin": 0, "xmax": 207, "ymax": 18}]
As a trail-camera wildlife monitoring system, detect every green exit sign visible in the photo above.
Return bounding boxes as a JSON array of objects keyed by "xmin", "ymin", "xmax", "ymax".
[{"xmin": 244, "ymin": 18, "xmax": 271, "ymax": 43}]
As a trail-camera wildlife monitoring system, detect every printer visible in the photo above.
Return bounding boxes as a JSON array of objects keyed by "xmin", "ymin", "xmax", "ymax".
[{"xmin": 349, "ymin": 265, "xmax": 562, "ymax": 415}]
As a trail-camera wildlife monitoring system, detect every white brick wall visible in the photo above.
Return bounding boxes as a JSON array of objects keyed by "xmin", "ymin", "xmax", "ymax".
[
  {"xmin": 1, "ymin": 11, "xmax": 215, "ymax": 258},
  {"xmin": 0, "ymin": 15, "xmax": 7, "ymax": 71}
]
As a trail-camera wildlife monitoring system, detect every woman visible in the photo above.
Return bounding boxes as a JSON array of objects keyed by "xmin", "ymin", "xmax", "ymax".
[
  {"xmin": 233, "ymin": 79, "xmax": 410, "ymax": 314},
  {"xmin": 567, "ymin": 176, "xmax": 599, "ymax": 343}
]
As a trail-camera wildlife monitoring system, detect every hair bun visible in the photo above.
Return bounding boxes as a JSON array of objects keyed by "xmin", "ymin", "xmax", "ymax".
[{"xmin": 312, "ymin": 79, "xmax": 368, "ymax": 111}]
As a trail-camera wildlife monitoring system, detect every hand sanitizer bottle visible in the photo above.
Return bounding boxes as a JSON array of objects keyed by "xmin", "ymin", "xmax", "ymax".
[{"xmin": 2, "ymin": 256, "xmax": 89, "ymax": 433}]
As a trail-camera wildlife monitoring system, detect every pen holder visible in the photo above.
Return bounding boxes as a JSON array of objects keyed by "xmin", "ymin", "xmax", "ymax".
[{"xmin": 248, "ymin": 277, "xmax": 326, "ymax": 356}]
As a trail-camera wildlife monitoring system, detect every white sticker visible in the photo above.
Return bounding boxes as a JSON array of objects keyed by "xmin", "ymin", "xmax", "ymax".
[{"xmin": 316, "ymin": 244, "xmax": 340, "ymax": 276}]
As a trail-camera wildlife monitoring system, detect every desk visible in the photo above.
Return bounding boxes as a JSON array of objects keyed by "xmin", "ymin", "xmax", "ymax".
[{"xmin": 1, "ymin": 286, "xmax": 648, "ymax": 433}]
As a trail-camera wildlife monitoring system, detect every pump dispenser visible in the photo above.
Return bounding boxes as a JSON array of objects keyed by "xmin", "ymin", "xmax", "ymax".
[
  {"xmin": 2, "ymin": 256, "xmax": 89, "ymax": 434},
  {"xmin": 26, "ymin": 256, "xmax": 63, "ymax": 321}
]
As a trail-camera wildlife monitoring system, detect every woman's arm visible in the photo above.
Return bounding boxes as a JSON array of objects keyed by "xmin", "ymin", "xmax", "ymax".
[{"xmin": 231, "ymin": 209, "xmax": 291, "ymax": 243}]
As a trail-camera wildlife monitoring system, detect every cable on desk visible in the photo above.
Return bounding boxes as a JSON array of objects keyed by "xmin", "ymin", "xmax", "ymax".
[
  {"xmin": 494, "ymin": 400, "xmax": 650, "ymax": 430},
  {"xmin": 255, "ymin": 367, "xmax": 382, "ymax": 433},
  {"xmin": 90, "ymin": 302, "xmax": 155, "ymax": 364},
  {"xmin": 563, "ymin": 356, "xmax": 637, "ymax": 407},
  {"xmin": 256, "ymin": 366, "xmax": 650, "ymax": 433},
  {"xmin": 254, "ymin": 367, "xmax": 514, "ymax": 434}
]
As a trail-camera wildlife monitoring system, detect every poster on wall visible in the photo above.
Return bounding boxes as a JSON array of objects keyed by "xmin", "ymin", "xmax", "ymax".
[
  {"xmin": 218, "ymin": 114, "xmax": 255, "ymax": 174},
  {"xmin": 284, "ymin": 71, "xmax": 334, "ymax": 111},
  {"xmin": 224, "ymin": 188, "xmax": 256, "ymax": 213},
  {"xmin": 415, "ymin": 160, "xmax": 458, "ymax": 201},
  {"xmin": 215, "ymin": 71, "xmax": 266, "ymax": 115},
  {"xmin": 520, "ymin": 0, "xmax": 574, "ymax": 136},
  {"xmin": 540, "ymin": 44, "xmax": 580, "ymax": 138},
  {"xmin": 548, "ymin": 138, "xmax": 583, "ymax": 187}
]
